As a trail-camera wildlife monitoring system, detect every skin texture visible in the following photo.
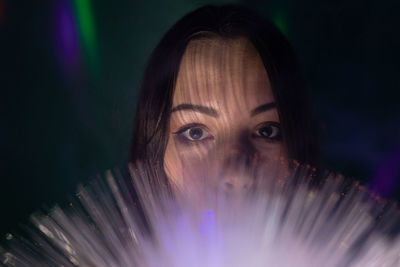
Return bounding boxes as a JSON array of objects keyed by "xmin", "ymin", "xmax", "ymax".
[{"xmin": 164, "ymin": 37, "xmax": 288, "ymax": 195}]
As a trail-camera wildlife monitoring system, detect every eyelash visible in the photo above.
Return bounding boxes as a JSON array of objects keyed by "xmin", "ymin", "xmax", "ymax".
[
  {"xmin": 253, "ymin": 122, "xmax": 282, "ymax": 142},
  {"xmin": 172, "ymin": 123, "xmax": 213, "ymax": 144},
  {"xmin": 172, "ymin": 122, "xmax": 282, "ymax": 144}
]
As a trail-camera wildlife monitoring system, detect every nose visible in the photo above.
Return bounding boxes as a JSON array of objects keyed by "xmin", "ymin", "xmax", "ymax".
[
  {"xmin": 213, "ymin": 129, "xmax": 262, "ymax": 193},
  {"xmin": 218, "ymin": 144, "xmax": 258, "ymax": 194},
  {"xmin": 221, "ymin": 173, "xmax": 255, "ymax": 193}
]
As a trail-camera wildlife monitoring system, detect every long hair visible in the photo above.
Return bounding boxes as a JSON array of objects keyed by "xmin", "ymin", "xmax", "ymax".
[{"xmin": 130, "ymin": 5, "xmax": 319, "ymax": 185}]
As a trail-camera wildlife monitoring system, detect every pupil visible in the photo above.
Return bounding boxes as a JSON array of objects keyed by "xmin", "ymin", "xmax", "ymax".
[
  {"xmin": 260, "ymin": 126, "xmax": 272, "ymax": 137},
  {"xmin": 189, "ymin": 128, "xmax": 203, "ymax": 139}
]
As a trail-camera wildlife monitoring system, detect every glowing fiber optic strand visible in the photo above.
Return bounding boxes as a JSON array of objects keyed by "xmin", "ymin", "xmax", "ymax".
[{"xmin": 2, "ymin": 163, "xmax": 400, "ymax": 266}]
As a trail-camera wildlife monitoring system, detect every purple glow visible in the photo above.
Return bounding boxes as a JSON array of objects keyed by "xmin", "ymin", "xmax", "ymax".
[
  {"xmin": 369, "ymin": 143, "xmax": 400, "ymax": 197},
  {"xmin": 198, "ymin": 210, "xmax": 216, "ymax": 236},
  {"xmin": 54, "ymin": 0, "xmax": 80, "ymax": 75}
]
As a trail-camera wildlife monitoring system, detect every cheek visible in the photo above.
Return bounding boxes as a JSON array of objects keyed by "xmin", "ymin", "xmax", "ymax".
[
  {"xmin": 163, "ymin": 136, "xmax": 212, "ymax": 188},
  {"xmin": 164, "ymin": 135, "xmax": 221, "ymax": 193},
  {"xmin": 255, "ymin": 142, "xmax": 286, "ymax": 160},
  {"xmin": 163, "ymin": 137, "xmax": 184, "ymax": 188},
  {"xmin": 256, "ymin": 144, "xmax": 290, "ymax": 180}
]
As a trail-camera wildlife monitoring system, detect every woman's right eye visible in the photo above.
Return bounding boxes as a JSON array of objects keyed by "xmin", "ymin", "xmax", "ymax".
[{"xmin": 173, "ymin": 124, "xmax": 213, "ymax": 142}]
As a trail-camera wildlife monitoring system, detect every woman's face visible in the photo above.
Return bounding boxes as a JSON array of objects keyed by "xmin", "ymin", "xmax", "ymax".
[{"xmin": 164, "ymin": 37, "xmax": 288, "ymax": 194}]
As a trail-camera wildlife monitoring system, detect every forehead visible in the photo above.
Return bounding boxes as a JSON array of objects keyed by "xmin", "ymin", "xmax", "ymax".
[{"xmin": 173, "ymin": 37, "xmax": 274, "ymax": 111}]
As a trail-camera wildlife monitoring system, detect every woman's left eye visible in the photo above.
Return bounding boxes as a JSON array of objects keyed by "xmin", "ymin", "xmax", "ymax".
[
  {"xmin": 254, "ymin": 122, "xmax": 282, "ymax": 141},
  {"xmin": 174, "ymin": 124, "xmax": 212, "ymax": 142}
]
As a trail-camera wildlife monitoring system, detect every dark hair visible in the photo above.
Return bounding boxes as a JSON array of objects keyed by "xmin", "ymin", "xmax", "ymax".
[{"xmin": 130, "ymin": 5, "xmax": 319, "ymax": 182}]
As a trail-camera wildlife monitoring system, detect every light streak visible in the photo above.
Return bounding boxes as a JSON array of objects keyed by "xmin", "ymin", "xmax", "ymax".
[
  {"xmin": 272, "ymin": 9, "xmax": 289, "ymax": 37},
  {"xmin": 73, "ymin": 0, "xmax": 100, "ymax": 78},
  {"xmin": 53, "ymin": 0, "xmax": 99, "ymax": 79},
  {"xmin": 54, "ymin": 0, "xmax": 81, "ymax": 76}
]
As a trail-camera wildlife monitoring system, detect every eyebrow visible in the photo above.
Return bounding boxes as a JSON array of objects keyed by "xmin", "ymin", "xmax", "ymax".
[
  {"xmin": 171, "ymin": 104, "xmax": 219, "ymax": 117},
  {"xmin": 170, "ymin": 101, "xmax": 277, "ymax": 118},
  {"xmin": 250, "ymin": 102, "xmax": 277, "ymax": 117}
]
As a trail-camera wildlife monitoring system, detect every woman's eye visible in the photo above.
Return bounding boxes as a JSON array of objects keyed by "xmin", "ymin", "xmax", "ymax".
[
  {"xmin": 255, "ymin": 122, "xmax": 282, "ymax": 141},
  {"xmin": 174, "ymin": 125, "xmax": 212, "ymax": 142}
]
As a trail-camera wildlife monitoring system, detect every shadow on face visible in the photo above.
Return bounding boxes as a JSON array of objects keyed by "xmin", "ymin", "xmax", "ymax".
[{"xmin": 164, "ymin": 37, "xmax": 288, "ymax": 196}]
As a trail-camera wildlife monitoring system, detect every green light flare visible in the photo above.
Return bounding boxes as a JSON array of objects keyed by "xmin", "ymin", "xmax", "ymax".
[
  {"xmin": 272, "ymin": 10, "xmax": 289, "ymax": 38},
  {"xmin": 73, "ymin": 0, "xmax": 100, "ymax": 78}
]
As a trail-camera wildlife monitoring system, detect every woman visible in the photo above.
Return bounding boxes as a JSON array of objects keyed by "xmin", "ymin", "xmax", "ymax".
[{"xmin": 130, "ymin": 5, "xmax": 319, "ymax": 195}]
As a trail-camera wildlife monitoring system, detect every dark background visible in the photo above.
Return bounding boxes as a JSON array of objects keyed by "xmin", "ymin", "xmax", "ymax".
[{"xmin": 1, "ymin": 0, "xmax": 399, "ymax": 236}]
